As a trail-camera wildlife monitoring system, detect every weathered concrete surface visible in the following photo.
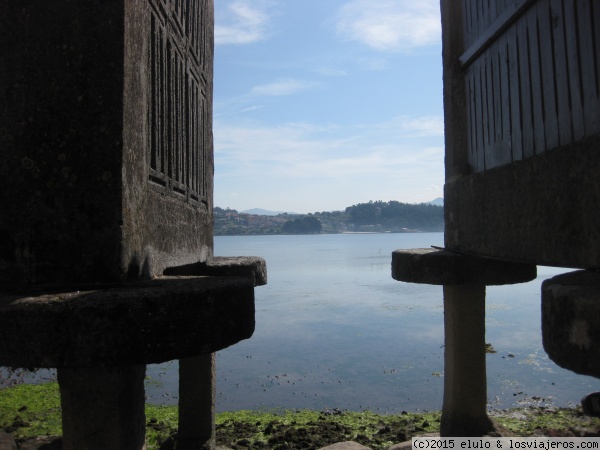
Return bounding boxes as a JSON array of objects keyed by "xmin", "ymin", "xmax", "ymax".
[
  {"xmin": 18, "ymin": 436, "xmax": 63, "ymax": 450},
  {"xmin": 165, "ymin": 256, "xmax": 267, "ymax": 286},
  {"xmin": 204, "ymin": 257, "xmax": 268, "ymax": 287},
  {"xmin": 317, "ymin": 442, "xmax": 372, "ymax": 450},
  {"xmin": 0, "ymin": 431, "xmax": 17, "ymax": 450},
  {"xmin": 445, "ymin": 138, "xmax": 600, "ymax": 269},
  {"xmin": 388, "ymin": 434, "xmax": 439, "ymax": 450},
  {"xmin": 0, "ymin": 1, "xmax": 125, "ymax": 285},
  {"xmin": 392, "ymin": 248, "xmax": 536, "ymax": 286},
  {"xmin": 0, "ymin": 276, "xmax": 255, "ymax": 367},
  {"xmin": 388, "ymin": 442, "xmax": 412, "ymax": 450},
  {"xmin": 542, "ymin": 270, "xmax": 600, "ymax": 378},
  {"xmin": 58, "ymin": 365, "xmax": 146, "ymax": 450}
]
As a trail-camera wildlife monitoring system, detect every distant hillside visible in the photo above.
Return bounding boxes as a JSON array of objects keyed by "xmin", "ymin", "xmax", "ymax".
[
  {"xmin": 344, "ymin": 200, "xmax": 444, "ymax": 232},
  {"xmin": 241, "ymin": 208, "xmax": 300, "ymax": 216},
  {"xmin": 427, "ymin": 197, "xmax": 444, "ymax": 206},
  {"xmin": 214, "ymin": 202, "xmax": 443, "ymax": 235}
]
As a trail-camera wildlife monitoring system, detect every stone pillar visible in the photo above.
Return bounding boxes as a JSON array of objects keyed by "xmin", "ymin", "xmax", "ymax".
[
  {"xmin": 442, "ymin": 285, "xmax": 493, "ymax": 436},
  {"xmin": 392, "ymin": 248, "xmax": 536, "ymax": 436},
  {"xmin": 178, "ymin": 353, "xmax": 216, "ymax": 450},
  {"xmin": 58, "ymin": 365, "xmax": 147, "ymax": 450}
]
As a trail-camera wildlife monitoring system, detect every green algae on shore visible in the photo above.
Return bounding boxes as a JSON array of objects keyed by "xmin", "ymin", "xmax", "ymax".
[{"xmin": 1, "ymin": 382, "xmax": 599, "ymax": 449}]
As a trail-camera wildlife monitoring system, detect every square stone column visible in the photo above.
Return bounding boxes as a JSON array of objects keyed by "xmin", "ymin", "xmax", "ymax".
[
  {"xmin": 178, "ymin": 354, "xmax": 216, "ymax": 450},
  {"xmin": 58, "ymin": 365, "xmax": 147, "ymax": 450}
]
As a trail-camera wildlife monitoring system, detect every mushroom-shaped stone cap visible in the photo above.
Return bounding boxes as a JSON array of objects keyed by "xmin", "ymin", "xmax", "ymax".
[
  {"xmin": 0, "ymin": 276, "xmax": 256, "ymax": 368},
  {"xmin": 542, "ymin": 270, "xmax": 600, "ymax": 378},
  {"xmin": 392, "ymin": 248, "xmax": 536, "ymax": 286}
]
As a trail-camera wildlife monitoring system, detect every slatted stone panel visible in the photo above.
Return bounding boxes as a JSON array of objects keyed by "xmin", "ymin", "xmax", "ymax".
[
  {"xmin": 148, "ymin": 0, "xmax": 211, "ymax": 204},
  {"xmin": 462, "ymin": 0, "xmax": 600, "ymax": 172},
  {"xmin": 463, "ymin": 0, "xmax": 514, "ymax": 49}
]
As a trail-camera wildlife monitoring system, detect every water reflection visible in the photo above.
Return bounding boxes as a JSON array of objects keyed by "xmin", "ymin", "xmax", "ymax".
[
  {"xmin": 3, "ymin": 234, "xmax": 596, "ymax": 413},
  {"xmin": 142, "ymin": 234, "xmax": 598, "ymax": 412}
]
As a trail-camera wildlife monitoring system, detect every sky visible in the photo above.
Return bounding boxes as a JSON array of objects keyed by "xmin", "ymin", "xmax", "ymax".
[{"xmin": 213, "ymin": 0, "xmax": 444, "ymax": 214}]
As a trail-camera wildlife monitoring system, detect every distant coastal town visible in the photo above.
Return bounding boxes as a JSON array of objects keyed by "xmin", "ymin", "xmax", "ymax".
[{"xmin": 214, "ymin": 199, "xmax": 444, "ymax": 235}]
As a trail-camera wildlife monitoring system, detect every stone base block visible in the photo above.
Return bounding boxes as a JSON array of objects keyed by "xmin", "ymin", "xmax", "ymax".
[
  {"xmin": 444, "ymin": 138, "xmax": 600, "ymax": 269},
  {"xmin": 0, "ymin": 432, "xmax": 17, "ymax": 450}
]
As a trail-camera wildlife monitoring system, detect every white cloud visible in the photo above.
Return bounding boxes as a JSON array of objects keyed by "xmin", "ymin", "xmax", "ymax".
[
  {"xmin": 336, "ymin": 0, "xmax": 441, "ymax": 52},
  {"xmin": 250, "ymin": 79, "xmax": 320, "ymax": 96},
  {"xmin": 238, "ymin": 105, "xmax": 265, "ymax": 113},
  {"xmin": 214, "ymin": 115, "xmax": 444, "ymax": 180},
  {"xmin": 384, "ymin": 116, "xmax": 445, "ymax": 137},
  {"xmin": 215, "ymin": 0, "xmax": 275, "ymax": 45},
  {"xmin": 213, "ymin": 116, "xmax": 445, "ymax": 211},
  {"xmin": 314, "ymin": 67, "xmax": 348, "ymax": 77},
  {"xmin": 214, "ymin": 80, "xmax": 319, "ymax": 117}
]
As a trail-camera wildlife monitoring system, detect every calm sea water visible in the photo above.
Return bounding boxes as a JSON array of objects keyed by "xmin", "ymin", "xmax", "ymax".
[
  {"xmin": 4, "ymin": 233, "xmax": 596, "ymax": 412},
  {"xmin": 143, "ymin": 233, "xmax": 598, "ymax": 413}
]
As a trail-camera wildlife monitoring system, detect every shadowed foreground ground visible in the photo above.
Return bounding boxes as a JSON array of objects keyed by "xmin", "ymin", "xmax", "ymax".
[{"xmin": 1, "ymin": 382, "xmax": 599, "ymax": 449}]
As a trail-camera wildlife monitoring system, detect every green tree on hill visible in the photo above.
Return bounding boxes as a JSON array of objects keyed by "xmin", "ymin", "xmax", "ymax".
[
  {"xmin": 282, "ymin": 216, "xmax": 322, "ymax": 234},
  {"xmin": 345, "ymin": 200, "xmax": 443, "ymax": 231}
]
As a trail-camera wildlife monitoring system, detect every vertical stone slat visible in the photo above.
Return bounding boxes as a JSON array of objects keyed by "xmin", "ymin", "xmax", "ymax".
[
  {"xmin": 577, "ymin": 0, "xmax": 600, "ymax": 135},
  {"xmin": 463, "ymin": 0, "xmax": 473, "ymax": 48},
  {"xmin": 526, "ymin": 5, "xmax": 546, "ymax": 155},
  {"xmin": 150, "ymin": 13, "xmax": 158, "ymax": 173},
  {"xmin": 478, "ymin": 57, "xmax": 489, "ymax": 171},
  {"xmin": 563, "ymin": 0, "xmax": 585, "ymax": 141},
  {"xmin": 499, "ymin": 39, "xmax": 513, "ymax": 165},
  {"xmin": 508, "ymin": 25, "xmax": 523, "ymax": 161},
  {"xmin": 477, "ymin": 59, "xmax": 488, "ymax": 171},
  {"xmin": 517, "ymin": 12, "xmax": 535, "ymax": 158},
  {"xmin": 550, "ymin": 0, "xmax": 573, "ymax": 146},
  {"xmin": 466, "ymin": 68, "xmax": 477, "ymax": 171},
  {"xmin": 485, "ymin": 43, "xmax": 495, "ymax": 168},
  {"xmin": 537, "ymin": 0, "xmax": 560, "ymax": 151}
]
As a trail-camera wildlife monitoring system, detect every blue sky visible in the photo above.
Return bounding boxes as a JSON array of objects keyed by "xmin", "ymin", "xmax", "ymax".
[{"xmin": 213, "ymin": 0, "xmax": 444, "ymax": 214}]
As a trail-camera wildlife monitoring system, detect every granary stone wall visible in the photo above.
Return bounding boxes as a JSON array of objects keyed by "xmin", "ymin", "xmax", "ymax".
[
  {"xmin": 0, "ymin": 0, "xmax": 214, "ymax": 285},
  {"xmin": 442, "ymin": 0, "xmax": 600, "ymax": 269}
]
